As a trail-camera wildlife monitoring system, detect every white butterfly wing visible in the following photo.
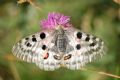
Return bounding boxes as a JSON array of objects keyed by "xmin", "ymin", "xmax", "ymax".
[
  {"xmin": 12, "ymin": 30, "xmax": 61, "ymax": 71},
  {"xmin": 62, "ymin": 27, "xmax": 105, "ymax": 70}
]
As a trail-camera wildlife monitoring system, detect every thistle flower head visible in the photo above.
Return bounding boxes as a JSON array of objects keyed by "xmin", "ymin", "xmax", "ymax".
[{"xmin": 40, "ymin": 12, "xmax": 72, "ymax": 29}]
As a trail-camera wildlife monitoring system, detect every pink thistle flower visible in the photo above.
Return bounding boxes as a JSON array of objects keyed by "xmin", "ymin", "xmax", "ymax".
[{"xmin": 40, "ymin": 12, "xmax": 72, "ymax": 29}]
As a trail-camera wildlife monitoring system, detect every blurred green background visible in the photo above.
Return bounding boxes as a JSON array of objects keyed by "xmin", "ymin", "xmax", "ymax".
[{"xmin": 0, "ymin": 0, "xmax": 120, "ymax": 80}]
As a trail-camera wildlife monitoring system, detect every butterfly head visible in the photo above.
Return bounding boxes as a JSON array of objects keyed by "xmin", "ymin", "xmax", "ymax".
[{"xmin": 40, "ymin": 12, "xmax": 72, "ymax": 30}]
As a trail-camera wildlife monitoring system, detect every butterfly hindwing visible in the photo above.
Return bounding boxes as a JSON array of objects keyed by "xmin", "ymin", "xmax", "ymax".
[{"xmin": 62, "ymin": 27, "xmax": 105, "ymax": 70}]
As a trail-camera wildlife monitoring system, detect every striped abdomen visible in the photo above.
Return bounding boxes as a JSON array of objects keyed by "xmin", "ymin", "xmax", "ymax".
[{"xmin": 57, "ymin": 34, "xmax": 67, "ymax": 53}]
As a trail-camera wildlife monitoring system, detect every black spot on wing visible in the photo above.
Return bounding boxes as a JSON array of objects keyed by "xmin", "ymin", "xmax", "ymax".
[
  {"xmin": 76, "ymin": 44, "xmax": 81, "ymax": 50},
  {"xmin": 85, "ymin": 34, "xmax": 90, "ymax": 41},
  {"xmin": 42, "ymin": 45, "xmax": 46, "ymax": 50},
  {"xmin": 32, "ymin": 37, "xmax": 37, "ymax": 42},
  {"xmin": 40, "ymin": 32, "xmax": 46, "ymax": 39},
  {"xmin": 76, "ymin": 32, "xmax": 82, "ymax": 39},
  {"xmin": 25, "ymin": 37, "xmax": 29, "ymax": 40},
  {"xmin": 26, "ymin": 43, "xmax": 32, "ymax": 47},
  {"xmin": 90, "ymin": 42, "xmax": 96, "ymax": 46}
]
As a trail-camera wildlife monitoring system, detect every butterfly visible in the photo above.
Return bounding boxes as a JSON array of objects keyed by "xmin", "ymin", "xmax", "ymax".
[{"xmin": 12, "ymin": 26, "xmax": 105, "ymax": 71}]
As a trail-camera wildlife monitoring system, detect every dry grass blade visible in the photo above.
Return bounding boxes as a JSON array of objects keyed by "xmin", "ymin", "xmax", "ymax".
[
  {"xmin": 3, "ymin": 54, "xmax": 22, "ymax": 62},
  {"xmin": 9, "ymin": 61, "xmax": 21, "ymax": 80},
  {"xmin": 98, "ymin": 71, "xmax": 120, "ymax": 78},
  {"xmin": 113, "ymin": 0, "xmax": 120, "ymax": 4},
  {"xmin": 82, "ymin": 68, "xmax": 120, "ymax": 79}
]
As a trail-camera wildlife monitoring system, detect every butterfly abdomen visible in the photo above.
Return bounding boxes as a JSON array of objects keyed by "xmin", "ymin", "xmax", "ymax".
[{"xmin": 57, "ymin": 34, "xmax": 67, "ymax": 53}]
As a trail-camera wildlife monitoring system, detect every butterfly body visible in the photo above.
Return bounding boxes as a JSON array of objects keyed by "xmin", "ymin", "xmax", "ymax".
[
  {"xmin": 50, "ymin": 27, "xmax": 74, "ymax": 60},
  {"xmin": 56, "ymin": 28, "xmax": 67, "ymax": 53}
]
